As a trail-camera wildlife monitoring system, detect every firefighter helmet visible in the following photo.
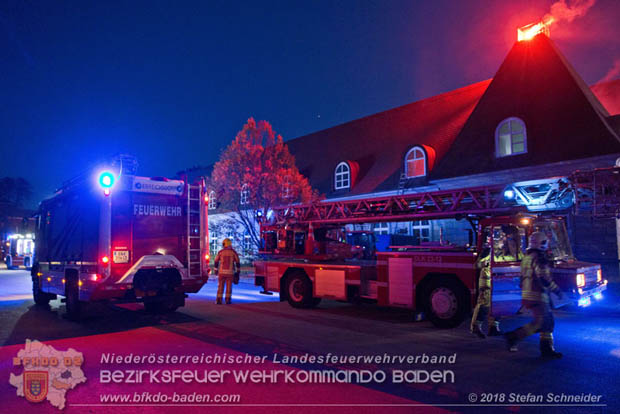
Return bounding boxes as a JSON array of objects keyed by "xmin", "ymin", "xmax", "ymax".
[
  {"xmin": 222, "ymin": 238, "xmax": 232, "ymax": 248},
  {"xmin": 528, "ymin": 231, "xmax": 548, "ymax": 250}
]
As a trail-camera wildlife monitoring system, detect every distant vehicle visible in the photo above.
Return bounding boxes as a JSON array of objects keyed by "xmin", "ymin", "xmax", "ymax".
[
  {"xmin": 3, "ymin": 233, "xmax": 35, "ymax": 269},
  {"xmin": 32, "ymin": 165, "xmax": 210, "ymax": 319}
]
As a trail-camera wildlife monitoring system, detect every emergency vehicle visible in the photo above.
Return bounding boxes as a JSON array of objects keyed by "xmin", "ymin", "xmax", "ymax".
[
  {"xmin": 3, "ymin": 233, "xmax": 35, "ymax": 269},
  {"xmin": 32, "ymin": 162, "xmax": 210, "ymax": 319},
  {"xmin": 255, "ymin": 169, "xmax": 614, "ymax": 327}
]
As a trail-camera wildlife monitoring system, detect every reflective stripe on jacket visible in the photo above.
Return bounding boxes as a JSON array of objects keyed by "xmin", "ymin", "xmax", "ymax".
[
  {"xmin": 215, "ymin": 247, "xmax": 240, "ymax": 276},
  {"xmin": 520, "ymin": 250, "xmax": 560, "ymax": 304}
]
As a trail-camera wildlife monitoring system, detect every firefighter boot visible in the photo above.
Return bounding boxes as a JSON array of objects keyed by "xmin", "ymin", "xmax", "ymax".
[
  {"xmin": 540, "ymin": 334, "xmax": 562, "ymax": 358},
  {"xmin": 488, "ymin": 321, "xmax": 502, "ymax": 337},
  {"xmin": 471, "ymin": 322, "xmax": 486, "ymax": 339},
  {"xmin": 215, "ymin": 299, "xmax": 222, "ymax": 305},
  {"xmin": 504, "ymin": 331, "xmax": 519, "ymax": 352}
]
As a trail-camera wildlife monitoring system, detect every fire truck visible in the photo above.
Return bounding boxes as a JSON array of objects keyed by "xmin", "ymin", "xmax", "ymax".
[
  {"xmin": 254, "ymin": 169, "xmax": 615, "ymax": 328},
  {"xmin": 32, "ymin": 160, "xmax": 210, "ymax": 319},
  {"xmin": 3, "ymin": 233, "xmax": 35, "ymax": 269}
]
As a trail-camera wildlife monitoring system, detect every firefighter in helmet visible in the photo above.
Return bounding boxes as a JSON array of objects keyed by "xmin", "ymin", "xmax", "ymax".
[
  {"xmin": 505, "ymin": 231, "xmax": 563, "ymax": 358},
  {"xmin": 214, "ymin": 238, "xmax": 240, "ymax": 305},
  {"xmin": 470, "ymin": 233, "xmax": 501, "ymax": 338}
]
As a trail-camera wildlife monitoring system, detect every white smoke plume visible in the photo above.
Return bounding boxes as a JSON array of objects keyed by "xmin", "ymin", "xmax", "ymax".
[{"xmin": 543, "ymin": 0, "xmax": 597, "ymax": 25}]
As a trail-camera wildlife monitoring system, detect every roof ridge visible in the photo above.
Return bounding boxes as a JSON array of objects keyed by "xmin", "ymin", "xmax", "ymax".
[{"xmin": 287, "ymin": 79, "xmax": 491, "ymax": 143}]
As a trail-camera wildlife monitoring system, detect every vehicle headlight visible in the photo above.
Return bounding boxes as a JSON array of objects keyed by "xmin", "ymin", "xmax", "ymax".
[
  {"xmin": 597, "ymin": 269, "xmax": 602, "ymax": 283},
  {"xmin": 576, "ymin": 273, "xmax": 586, "ymax": 288}
]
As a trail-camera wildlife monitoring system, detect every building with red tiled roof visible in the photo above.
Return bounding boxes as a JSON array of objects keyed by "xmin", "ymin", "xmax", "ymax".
[
  {"xmin": 280, "ymin": 33, "xmax": 620, "ymax": 278},
  {"xmin": 207, "ymin": 32, "xmax": 620, "ymax": 277},
  {"xmin": 287, "ymin": 34, "xmax": 620, "ymax": 201}
]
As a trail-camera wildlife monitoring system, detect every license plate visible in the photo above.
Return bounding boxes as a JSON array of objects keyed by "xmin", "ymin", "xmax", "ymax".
[{"xmin": 113, "ymin": 250, "xmax": 129, "ymax": 263}]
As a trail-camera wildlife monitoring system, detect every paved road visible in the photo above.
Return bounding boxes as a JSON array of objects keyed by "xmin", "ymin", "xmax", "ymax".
[{"xmin": 1, "ymin": 269, "xmax": 618, "ymax": 413}]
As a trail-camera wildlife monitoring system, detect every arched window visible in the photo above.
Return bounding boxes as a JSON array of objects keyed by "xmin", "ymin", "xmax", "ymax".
[
  {"xmin": 240, "ymin": 184, "xmax": 250, "ymax": 205},
  {"xmin": 334, "ymin": 162, "xmax": 351, "ymax": 190},
  {"xmin": 496, "ymin": 117, "xmax": 527, "ymax": 157},
  {"xmin": 405, "ymin": 147, "xmax": 426, "ymax": 178},
  {"xmin": 208, "ymin": 191, "xmax": 216, "ymax": 210}
]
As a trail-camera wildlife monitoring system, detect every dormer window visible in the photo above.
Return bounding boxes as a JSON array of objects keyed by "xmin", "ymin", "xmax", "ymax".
[
  {"xmin": 496, "ymin": 117, "xmax": 527, "ymax": 157},
  {"xmin": 208, "ymin": 191, "xmax": 217, "ymax": 210},
  {"xmin": 334, "ymin": 162, "xmax": 351, "ymax": 190},
  {"xmin": 405, "ymin": 147, "xmax": 426, "ymax": 178}
]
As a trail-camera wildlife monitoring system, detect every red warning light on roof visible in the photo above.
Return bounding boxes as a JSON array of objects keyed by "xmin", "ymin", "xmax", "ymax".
[{"xmin": 517, "ymin": 18, "xmax": 553, "ymax": 42}]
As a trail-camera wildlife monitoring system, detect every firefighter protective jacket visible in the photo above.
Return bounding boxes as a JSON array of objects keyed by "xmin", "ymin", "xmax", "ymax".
[
  {"xmin": 215, "ymin": 247, "xmax": 240, "ymax": 277},
  {"xmin": 520, "ymin": 250, "xmax": 560, "ymax": 304}
]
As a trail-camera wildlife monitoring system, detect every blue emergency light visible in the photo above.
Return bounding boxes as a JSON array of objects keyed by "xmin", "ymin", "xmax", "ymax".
[
  {"xmin": 99, "ymin": 172, "xmax": 115, "ymax": 189},
  {"xmin": 503, "ymin": 189, "xmax": 516, "ymax": 200}
]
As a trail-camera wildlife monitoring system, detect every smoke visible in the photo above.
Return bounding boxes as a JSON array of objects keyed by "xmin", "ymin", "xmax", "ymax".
[
  {"xmin": 598, "ymin": 59, "xmax": 620, "ymax": 83},
  {"xmin": 543, "ymin": 0, "xmax": 597, "ymax": 25}
]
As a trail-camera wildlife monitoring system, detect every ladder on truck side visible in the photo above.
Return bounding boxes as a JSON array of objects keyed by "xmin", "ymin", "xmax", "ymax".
[{"xmin": 186, "ymin": 184, "xmax": 203, "ymax": 277}]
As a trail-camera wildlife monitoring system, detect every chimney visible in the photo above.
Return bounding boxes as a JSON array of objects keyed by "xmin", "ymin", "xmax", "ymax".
[{"xmin": 517, "ymin": 18, "xmax": 553, "ymax": 42}]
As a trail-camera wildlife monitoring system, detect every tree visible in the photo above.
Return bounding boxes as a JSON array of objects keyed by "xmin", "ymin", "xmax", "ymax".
[
  {"xmin": 210, "ymin": 118, "xmax": 318, "ymax": 251},
  {"xmin": 0, "ymin": 177, "xmax": 33, "ymax": 207}
]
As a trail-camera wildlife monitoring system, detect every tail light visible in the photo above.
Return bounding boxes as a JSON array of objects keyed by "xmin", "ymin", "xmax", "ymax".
[
  {"xmin": 101, "ymin": 256, "xmax": 110, "ymax": 264},
  {"xmin": 576, "ymin": 273, "xmax": 585, "ymax": 288},
  {"xmin": 597, "ymin": 269, "xmax": 602, "ymax": 282}
]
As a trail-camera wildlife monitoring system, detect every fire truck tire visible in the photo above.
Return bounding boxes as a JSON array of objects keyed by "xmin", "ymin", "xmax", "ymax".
[
  {"xmin": 32, "ymin": 277, "xmax": 51, "ymax": 306},
  {"xmin": 425, "ymin": 279, "xmax": 468, "ymax": 328},
  {"xmin": 5, "ymin": 256, "xmax": 13, "ymax": 269},
  {"xmin": 24, "ymin": 257, "xmax": 31, "ymax": 269},
  {"xmin": 65, "ymin": 276, "xmax": 83, "ymax": 320},
  {"xmin": 144, "ymin": 298, "xmax": 180, "ymax": 314},
  {"xmin": 285, "ymin": 272, "xmax": 318, "ymax": 308}
]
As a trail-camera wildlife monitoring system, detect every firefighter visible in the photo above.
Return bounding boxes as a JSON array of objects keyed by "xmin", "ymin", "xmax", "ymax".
[
  {"xmin": 504, "ymin": 231, "xmax": 563, "ymax": 358},
  {"xmin": 214, "ymin": 238, "xmax": 240, "ymax": 305},
  {"xmin": 494, "ymin": 226, "xmax": 523, "ymax": 262},
  {"xmin": 470, "ymin": 243, "xmax": 501, "ymax": 338}
]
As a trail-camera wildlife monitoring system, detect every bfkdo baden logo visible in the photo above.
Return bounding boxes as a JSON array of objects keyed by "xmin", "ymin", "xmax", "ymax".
[{"xmin": 9, "ymin": 339, "xmax": 86, "ymax": 410}]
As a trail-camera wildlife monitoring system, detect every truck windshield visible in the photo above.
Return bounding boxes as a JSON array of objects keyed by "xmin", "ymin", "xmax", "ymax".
[{"xmin": 534, "ymin": 220, "xmax": 574, "ymax": 261}]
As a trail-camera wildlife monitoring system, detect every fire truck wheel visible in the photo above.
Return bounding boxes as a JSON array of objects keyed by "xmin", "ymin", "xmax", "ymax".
[
  {"xmin": 5, "ymin": 256, "xmax": 13, "ymax": 269},
  {"xmin": 65, "ymin": 276, "xmax": 83, "ymax": 320},
  {"xmin": 285, "ymin": 272, "xmax": 317, "ymax": 308},
  {"xmin": 32, "ymin": 277, "xmax": 51, "ymax": 306},
  {"xmin": 144, "ymin": 299, "xmax": 179, "ymax": 314},
  {"xmin": 426, "ymin": 279, "xmax": 468, "ymax": 328}
]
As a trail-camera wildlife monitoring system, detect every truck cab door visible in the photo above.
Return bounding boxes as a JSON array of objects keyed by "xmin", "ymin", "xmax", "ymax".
[{"xmin": 490, "ymin": 225, "xmax": 526, "ymax": 317}]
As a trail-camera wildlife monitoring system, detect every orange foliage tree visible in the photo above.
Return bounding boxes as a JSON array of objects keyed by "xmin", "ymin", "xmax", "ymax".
[{"xmin": 210, "ymin": 118, "xmax": 318, "ymax": 251}]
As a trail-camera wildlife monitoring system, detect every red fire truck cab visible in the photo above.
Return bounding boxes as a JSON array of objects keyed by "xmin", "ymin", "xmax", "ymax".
[{"xmin": 32, "ymin": 167, "xmax": 209, "ymax": 319}]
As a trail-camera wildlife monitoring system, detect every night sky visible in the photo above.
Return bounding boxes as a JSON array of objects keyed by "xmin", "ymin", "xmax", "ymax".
[{"xmin": 1, "ymin": 0, "xmax": 619, "ymax": 207}]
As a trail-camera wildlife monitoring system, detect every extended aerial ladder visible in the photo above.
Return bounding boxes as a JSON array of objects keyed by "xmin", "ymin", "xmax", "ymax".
[
  {"xmin": 570, "ymin": 167, "xmax": 620, "ymax": 218},
  {"xmin": 269, "ymin": 184, "xmax": 520, "ymax": 225},
  {"xmin": 266, "ymin": 167, "xmax": 620, "ymax": 226}
]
